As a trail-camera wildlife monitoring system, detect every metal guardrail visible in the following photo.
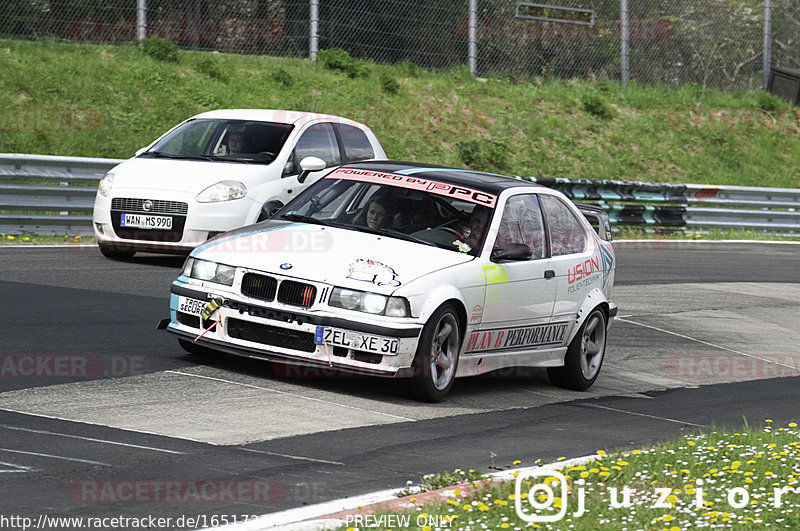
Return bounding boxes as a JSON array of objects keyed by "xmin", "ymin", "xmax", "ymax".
[
  {"xmin": 0, "ymin": 153, "xmax": 121, "ymax": 235},
  {"xmin": 1, "ymin": 154, "xmax": 799, "ymax": 236},
  {"xmin": 519, "ymin": 176, "xmax": 800, "ymax": 235}
]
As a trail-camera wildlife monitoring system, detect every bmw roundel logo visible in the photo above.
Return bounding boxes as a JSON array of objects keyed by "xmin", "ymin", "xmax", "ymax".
[
  {"xmin": 142, "ymin": 200, "xmax": 153, "ymax": 212},
  {"xmin": 280, "ymin": 263, "xmax": 292, "ymax": 270}
]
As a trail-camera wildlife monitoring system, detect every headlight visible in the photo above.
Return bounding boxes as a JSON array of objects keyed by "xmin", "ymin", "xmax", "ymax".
[
  {"xmin": 98, "ymin": 172, "xmax": 115, "ymax": 197},
  {"xmin": 185, "ymin": 257, "xmax": 236, "ymax": 286},
  {"xmin": 329, "ymin": 287, "xmax": 410, "ymax": 317},
  {"xmin": 196, "ymin": 181, "xmax": 247, "ymax": 203}
]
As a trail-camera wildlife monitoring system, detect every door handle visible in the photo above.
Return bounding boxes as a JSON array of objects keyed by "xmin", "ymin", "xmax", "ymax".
[{"xmin": 544, "ymin": 270, "xmax": 555, "ymax": 279}]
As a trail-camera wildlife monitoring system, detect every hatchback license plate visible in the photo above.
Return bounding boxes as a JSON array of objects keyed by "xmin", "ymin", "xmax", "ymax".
[{"xmin": 121, "ymin": 213, "xmax": 172, "ymax": 230}]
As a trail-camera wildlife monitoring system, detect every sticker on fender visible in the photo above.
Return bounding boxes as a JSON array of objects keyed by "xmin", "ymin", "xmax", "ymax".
[{"xmin": 315, "ymin": 326, "xmax": 398, "ymax": 355}]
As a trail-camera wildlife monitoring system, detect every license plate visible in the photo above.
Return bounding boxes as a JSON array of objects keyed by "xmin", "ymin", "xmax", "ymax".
[
  {"xmin": 315, "ymin": 326, "xmax": 398, "ymax": 355},
  {"xmin": 121, "ymin": 213, "xmax": 172, "ymax": 230},
  {"xmin": 177, "ymin": 296, "xmax": 206, "ymax": 316}
]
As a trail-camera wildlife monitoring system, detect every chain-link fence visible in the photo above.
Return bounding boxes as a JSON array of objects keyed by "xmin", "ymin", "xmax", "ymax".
[{"xmin": 3, "ymin": 0, "xmax": 799, "ymax": 92}]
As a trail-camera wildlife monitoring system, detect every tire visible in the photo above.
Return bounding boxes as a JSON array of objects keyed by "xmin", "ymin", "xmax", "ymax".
[
  {"xmin": 548, "ymin": 308, "xmax": 607, "ymax": 391},
  {"xmin": 98, "ymin": 243, "xmax": 135, "ymax": 259},
  {"xmin": 408, "ymin": 304, "xmax": 462, "ymax": 402},
  {"xmin": 257, "ymin": 200, "xmax": 284, "ymax": 222},
  {"xmin": 178, "ymin": 338, "xmax": 221, "ymax": 358}
]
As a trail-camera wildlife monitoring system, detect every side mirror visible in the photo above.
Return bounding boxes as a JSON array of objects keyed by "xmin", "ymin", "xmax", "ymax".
[
  {"xmin": 297, "ymin": 156, "xmax": 326, "ymax": 184},
  {"xmin": 491, "ymin": 243, "xmax": 532, "ymax": 262}
]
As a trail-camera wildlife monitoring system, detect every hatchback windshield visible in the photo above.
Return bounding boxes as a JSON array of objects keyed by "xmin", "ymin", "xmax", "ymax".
[
  {"xmin": 278, "ymin": 170, "xmax": 496, "ymax": 256},
  {"xmin": 143, "ymin": 119, "xmax": 294, "ymax": 164}
]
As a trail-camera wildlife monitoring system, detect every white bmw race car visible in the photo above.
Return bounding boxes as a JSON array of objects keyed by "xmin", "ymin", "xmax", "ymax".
[{"xmin": 164, "ymin": 161, "xmax": 617, "ymax": 401}]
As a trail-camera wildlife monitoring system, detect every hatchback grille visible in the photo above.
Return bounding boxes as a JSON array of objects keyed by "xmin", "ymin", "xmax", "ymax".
[
  {"xmin": 227, "ymin": 318, "xmax": 316, "ymax": 352},
  {"xmin": 278, "ymin": 280, "xmax": 317, "ymax": 307},
  {"xmin": 111, "ymin": 198, "xmax": 188, "ymax": 215},
  {"xmin": 241, "ymin": 273, "xmax": 278, "ymax": 302}
]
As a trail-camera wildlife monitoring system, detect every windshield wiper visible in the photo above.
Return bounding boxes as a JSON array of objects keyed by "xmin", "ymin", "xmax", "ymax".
[{"xmin": 280, "ymin": 213, "xmax": 334, "ymax": 227}]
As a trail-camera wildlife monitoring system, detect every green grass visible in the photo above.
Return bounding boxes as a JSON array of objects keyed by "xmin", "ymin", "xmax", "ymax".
[
  {"xmin": 336, "ymin": 421, "xmax": 800, "ymax": 530},
  {"xmin": 1, "ymin": 39, "xmax": 799, "ymax": 188}
]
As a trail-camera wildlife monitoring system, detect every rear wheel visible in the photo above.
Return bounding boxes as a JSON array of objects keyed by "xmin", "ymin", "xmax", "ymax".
[
  {"xmin": 548, "ymin": 308, "xmax": 607, "ymax": 391},
  {"xmin": 98, "ymin": 243, "xmax": 135, "ymax": 259},
  {"xmin": 408, "ymin": 304, "xmax": 461, "ymax": 402}
]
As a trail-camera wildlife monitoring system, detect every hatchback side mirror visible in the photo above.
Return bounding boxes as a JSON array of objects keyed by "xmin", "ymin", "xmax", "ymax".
[
  {"xmin": 491, "ymin": 243, "xmax": 532, "ymax": 262},
  {"xmin": 297, "ymin": 156, "xmax": 326, "ymax": 183}
]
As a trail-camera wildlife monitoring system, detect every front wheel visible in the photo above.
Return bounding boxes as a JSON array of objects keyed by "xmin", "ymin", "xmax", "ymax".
[
  {"xmin": 548, "ymin": 308, "xmax": 607, "ymax": 391},
  {"xmin": 408, "ymin": 304, "xmax": 462, "ymax": 402}
]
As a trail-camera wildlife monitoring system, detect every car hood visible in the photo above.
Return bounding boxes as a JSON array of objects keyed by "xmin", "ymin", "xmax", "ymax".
[
  {"xmin": 192, "ymin": 222, "xmax": 475, "ymax": 295},
  {"xmin": 110, "ymin": 157, "xmax": 271, "ymax": 193}
]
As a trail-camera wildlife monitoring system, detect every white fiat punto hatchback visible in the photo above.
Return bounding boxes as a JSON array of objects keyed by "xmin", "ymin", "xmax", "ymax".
[
  {"xmin": 164, "ymin": 161, "xmax": 617, "ymax": 402},
  {"xmin": 92, "ymin": 109, "xmax": 386, "ymax": 258}
]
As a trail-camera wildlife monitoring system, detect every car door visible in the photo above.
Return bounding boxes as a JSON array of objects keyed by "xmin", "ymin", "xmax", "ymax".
[
  {"xmin": 467, "ymin": 193, "xmax": 560, "ymax": 355},
  {"xmin": 539, "ymin": 194, "xmax": 598, "ymax": 330}
]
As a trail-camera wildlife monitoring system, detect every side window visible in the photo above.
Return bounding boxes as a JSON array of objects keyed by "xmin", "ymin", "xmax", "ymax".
[
  {"xmin": 494, "ymin": 194, "xmax": 545, "ymax": 259},
  {"xmin": 290, "ymin": 123, "xmax": 341, "ymax": 173},
  {"xmin": 335, "ymin": 123, "xmax": 375, "ymax": 162},
  {"xmin": 540, "ymin": 195, "xmax": 587, "ymax": 256}
]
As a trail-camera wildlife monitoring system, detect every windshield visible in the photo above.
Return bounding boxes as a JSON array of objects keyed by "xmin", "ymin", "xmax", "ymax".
[
  {"xmin": 277, "ymin": 169, "xmax": 496, "ymax": 256},
  {"xmin": 142, "ymin": 119, "xmax": 294, "ymax": 164}
]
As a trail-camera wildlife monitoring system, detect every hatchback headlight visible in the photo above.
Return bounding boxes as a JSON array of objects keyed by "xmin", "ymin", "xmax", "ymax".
[
  {"xmin": 183, "ymin": 257, "xmax": 236, "ymax": 286},
  {"xmin": 196, "ymin": 181, "xmax": 247, "ymax": 203},
  {"xmin": 329, "ymin": 287, "xmax": 410, "ymax": 317},
  {"xmin": 98, "ymin": 172, "xmax": 115, "ymax": 197}
]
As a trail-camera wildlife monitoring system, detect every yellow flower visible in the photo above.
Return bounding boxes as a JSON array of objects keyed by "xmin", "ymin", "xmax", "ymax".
[
  {"xmin": 664, "ymin": 514, "xmax": 674, "ymax": 522},
  {"xmin": 513, "ymin": 460, "xmax": 522, "ymax": 465},
  {"xmin": 687, "ymin": 441, "xmax": 696, "ymax": 446},
  {"xmin": 423, "ymin": 527, "xmax": 432, "ymax": 531},
  {"xmin": 447, "ymin": 499, "xmax": 460, "ymax": 506},
  {"xmin": 597, "ymin": 450, "xmax": 606, "ymax": 456},
  {"xmin": 789, "ymin": 422, "xmax": 798, "ymax": 428},
  {"xmin": 765, "ymin": 419, "xmax": 773, "ymax": 423},
  {"xmin": 556, "ymin": 457, "xmax": 566, "ymax": 461},
  {"xmin": 7, "ymin": 235, "xmax": 15, "ymax": 240},
  {"xmin": 632, "ymin": 449, "xmax": 641, "ymax": 454}
]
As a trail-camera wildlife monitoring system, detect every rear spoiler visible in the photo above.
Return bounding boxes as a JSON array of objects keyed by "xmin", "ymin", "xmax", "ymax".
[{"xmin": 575, "ymin": 203, "xmax": 613, "ymax": 241}]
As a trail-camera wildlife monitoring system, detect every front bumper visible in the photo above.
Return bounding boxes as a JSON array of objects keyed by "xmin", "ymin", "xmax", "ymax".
[
  {"xmin": 166, "ymin": 283, "xmax": 423, "ymax": 377},
  {"xmin": 93, "ymin": 190, "xmax": 260, "ymax": 254}
]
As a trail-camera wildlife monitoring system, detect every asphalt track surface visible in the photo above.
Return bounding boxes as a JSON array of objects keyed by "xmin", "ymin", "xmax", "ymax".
[{"xmin": 1, "ymin": 242, "xmax": 799, "ymax": 528}]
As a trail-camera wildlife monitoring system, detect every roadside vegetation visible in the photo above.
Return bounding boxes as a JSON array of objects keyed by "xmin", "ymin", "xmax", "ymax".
[
  {"xmin": 1, "ymin": 38, "xmax": 799, "ymax": 188},
  {"xmin": 337, "ymin": 420, "xmax": 800, "ymax": 530}
]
